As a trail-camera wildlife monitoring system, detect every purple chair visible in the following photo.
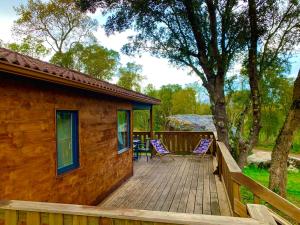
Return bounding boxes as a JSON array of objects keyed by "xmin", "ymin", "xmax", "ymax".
[
  {"xmin": 193, "ymin": 139, "xmax": 212, "ymax": 158},
  {"xmin": 150, "ymin": 139, "xmax": 174, "ymax": 160}
]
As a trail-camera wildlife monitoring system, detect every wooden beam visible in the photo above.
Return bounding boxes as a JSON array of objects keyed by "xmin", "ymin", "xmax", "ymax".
[
  {"xmin": 247, "ymin": 204, "xmax": 276, "ymax": 225},
  {"xmin": 232, "ymin": 173, "xmax": 300, "ymax": 222},
  {"xmin": 0, "ymin": 200, "xmax": 263, "ymax": 225},
  {"xmin": 216, "ymin": 142, "xmax": 241, "ymax": 173},
  {"xmin": 149, "ymin": 106, "xmax": 154, "ymax": 140}
]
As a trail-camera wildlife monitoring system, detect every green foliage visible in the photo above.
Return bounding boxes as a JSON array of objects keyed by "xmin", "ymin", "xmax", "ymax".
[
  {"xmin": 13, "ymin": 0, "xmax": 98, "ymax": 53},
  {"xmin": 134, "ymin": 84, "xmax": 211, "ymax": 131},
  {"xmin": 50, "ymin": 43, "xmax": 120, "ymax": 81},
  {"xmin": 117, "ymin": 63, "xmax": 144, "ymax": 92},
  {"xmin": 242, "ymin": 165, "xmax": 300, "ymax": 207},
  {"xmin": 227, "ymin": 55, "xmax": 297, "ymax": 151},
  {"xmin": 5, "ymin": 36, "xmax": 49, "ymax": 59},
  {"xmin": 171, "ymin": 88, "xmax": 198, "ymax": 115}
]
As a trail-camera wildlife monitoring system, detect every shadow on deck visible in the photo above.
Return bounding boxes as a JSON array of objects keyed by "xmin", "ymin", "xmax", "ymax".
[{"xmin": 98, "ymin": 155, "xmax": 231, "ymax": 216}]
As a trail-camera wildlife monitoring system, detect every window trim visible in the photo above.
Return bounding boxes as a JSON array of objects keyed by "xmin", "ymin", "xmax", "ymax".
[
  {"xmin": 55, "ymin": 110, "xmax": 79, "ymax": 175},
  {"xmin": 117, "ymin": 109, "xmax": 131, "ymax": 154}
]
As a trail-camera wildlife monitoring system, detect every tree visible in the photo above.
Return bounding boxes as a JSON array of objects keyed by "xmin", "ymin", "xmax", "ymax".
[
  {"xmin": 50, "ymin": 43, "xmax": 120, "ymax": 80},
  {"xmin": 78, "ymin": 0, "xmax": 300, "ymax": 164},
  {"xmin": 229, "ymin": 0, "xmax": 299, "ymax": 167},
  {"xmin": 259, "ymin": 58, "xmax": 293, "ymax": 143},
  {"xmin": 78, "ymin": 0, "xmax": 250, "ymax": 149},
  {"xmin": 171, "ymin": 88, "xmax": 198, "ymax": 115},
  {"xmin": 269, "ymin": 69, "xmax": 300, "ymax": 197},
  {"xmin": 13, "ymin": 0, "xmax": 98, "ymax": 54},
  {"xmin": 4, "ymin": 36, "xmax": 49, "ymax": 59},
  {"xmin": 117, "ymin": 63, "xmax": 144, "ymax": 92}
]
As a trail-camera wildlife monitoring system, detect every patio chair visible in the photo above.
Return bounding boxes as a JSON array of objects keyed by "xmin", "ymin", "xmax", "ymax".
[
  {"xmin": 150, "ymin": 139, "xmax": 174, "ymax": 160},
  {"xmin": 193, "ymin": 138, "xmax": 213, "ymax": 158},
  {"xmin": 137, "ymin": 139, "xmax": 152, "ymax": 162}
]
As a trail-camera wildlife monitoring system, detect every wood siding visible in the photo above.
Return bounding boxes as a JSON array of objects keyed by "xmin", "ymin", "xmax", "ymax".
[{"xmin": 0, "ymin": 73, "xmax": 133, "ymax": 205}]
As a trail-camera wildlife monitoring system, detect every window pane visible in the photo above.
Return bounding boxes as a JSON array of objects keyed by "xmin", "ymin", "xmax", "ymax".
[
  {"xmin": 117, "ymin": 110, "xmax": 130, "ymax": 151},
  {"xmin": 57, "ymin": 111, "xmax": 74, "ymax": 169}
]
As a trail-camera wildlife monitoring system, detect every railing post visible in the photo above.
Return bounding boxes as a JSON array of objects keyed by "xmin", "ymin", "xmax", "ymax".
[
  {"xmin": 149, "ymin": 105, "xmax": 154, "ymax": 140},
  {"xmin": 247, "ymin": 204, "xmax": 277, "ymax": 225}
]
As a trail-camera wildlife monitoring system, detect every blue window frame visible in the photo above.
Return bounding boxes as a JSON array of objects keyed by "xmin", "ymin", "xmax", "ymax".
[
  {"xmin": 117, "ymin": 110, "xmax": 131, "ymax": 153},
  {"xmin": 56, "ymin": 110, "xmax": 79, "ymax": 174}
]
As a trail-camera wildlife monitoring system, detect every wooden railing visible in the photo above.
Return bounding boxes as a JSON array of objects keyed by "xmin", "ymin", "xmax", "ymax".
[
  {"xmin": 133, "ymin": 131, "xmax": 216, "ymax": 154},
  {"xmin": 0, "ymin": 200, "xmax": 277, "ymax": 225},
  {"xmin": 216, "ymin": 141, "xmax": 300, "ymax": 224}
]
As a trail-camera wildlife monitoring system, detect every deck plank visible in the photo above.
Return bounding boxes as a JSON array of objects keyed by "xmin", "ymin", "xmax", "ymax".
[
  {"xmin": 135, "ymin": 159, "xmax": 179, "ymax": 209},
  {"xmin": 202, "ymin": 157, "xmax": 211, "ymax": 214},
  {"xmin": 168, "ymin": 157, "xmax": 192, "ymax": 212},
  {"xmin": 152, "ymin": 158, "xmax": 184, "ymax": 211},
  {"xmin": 194, "ymin": 157, "xmax": 204, "ymax": 214},
  {"xmin": 177, "ymin": 158, "xmax": 195, "ymax": 213},
  {"xmin": 185, "ymin": 158, "xmax": 199, "ymax": 213},
  {"xmin": 98, "ymin": 155, "xmax": 231, "ymax": 216},
  {"xmin": 160, "ymin": 157, "xmax": 188, "ymax": 212}
]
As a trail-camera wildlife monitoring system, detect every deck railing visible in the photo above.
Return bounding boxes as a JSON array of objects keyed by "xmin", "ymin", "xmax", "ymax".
[
  {"xmin": 1, "ymin": 131, "xmax": 299, "ymax": 224},
  {"xmin": 133, "ymin": 131, "xmax": 216, "ymax": 154},
  {"xmin": 0, "ymin": 200, "xmax": 277, "ymax": 225},
  {"xmin": 134, "ymin": 131, "xmax": 300, "ymax": 224},
  {"xmin": 216, "ymin": 140, "xmax": 300, "ymax": 224}
]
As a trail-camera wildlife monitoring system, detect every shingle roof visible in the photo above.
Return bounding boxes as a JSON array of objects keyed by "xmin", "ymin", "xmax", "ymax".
[{"xmin": 0, "ymin": 48, "xmax": 160, "ymax": 105}]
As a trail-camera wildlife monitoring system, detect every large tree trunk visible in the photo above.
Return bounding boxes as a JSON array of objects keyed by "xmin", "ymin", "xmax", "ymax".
[
  {"xmin": 237, "ymin": 0, "xmax": 261, "ymax": 168},
  {"xmin": 269, "ymin": 70, "xmax": 300, "ymax": 197},
  {"xmin": 207, "ymin": 75, "xmax": 230, "ymax": 149}
]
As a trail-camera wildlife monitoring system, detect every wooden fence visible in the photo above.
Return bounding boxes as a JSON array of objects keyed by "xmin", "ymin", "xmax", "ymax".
[
  {"xmin": 133, "ymin": 131, "xmax": 216, "ymax": 154},
  {"xmin": 216, "ymin": 141, "xmax": 300, "ymax": 224},
  {"xmin": 0, "ymin": 200, "xmax": 276, "ymax": 225}
]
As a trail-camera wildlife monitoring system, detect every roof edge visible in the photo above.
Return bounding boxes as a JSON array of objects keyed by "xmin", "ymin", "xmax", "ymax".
[{"xmin": 0, "ymin": 60, "xmax": 160, "ymax": 105}]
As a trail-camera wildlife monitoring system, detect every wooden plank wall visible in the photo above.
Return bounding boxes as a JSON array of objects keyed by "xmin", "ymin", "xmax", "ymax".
[{"xmin": 0, "ymin": 73, "xmax": 133, "ymax": 205}]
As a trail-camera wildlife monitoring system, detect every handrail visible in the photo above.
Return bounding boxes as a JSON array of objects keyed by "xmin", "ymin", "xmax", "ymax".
[
  {"xmin": 0, "ymin": 200, "xmax": 265, "ymax": 225},
  {"xmin": 216, "ymin": 141, "xmax": 241, "ymax": 173},
  {"xmin": 133, "ymin": 131, "xmax": 216, "ymax": 154},
  {"xmin": 216, "ymin": 140, "xmax": 300, "ymax": 223},
  {"xmin": 232, "ymin": 173, "xmax": 300, "ymax": 222}
]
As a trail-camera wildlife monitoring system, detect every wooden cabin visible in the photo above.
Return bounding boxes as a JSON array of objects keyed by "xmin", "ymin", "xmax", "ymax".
[
  {"xmin": 1, "ymin": 48, "xmax": 300, "ymax": 225},
  {"xmin": 0, "ymin": 48, "xmax": 160, "ymax": 205}
]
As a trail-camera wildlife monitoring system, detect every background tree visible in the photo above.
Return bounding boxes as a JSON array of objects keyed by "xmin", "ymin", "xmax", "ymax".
[
  {"xmin": 269, "ymin": 69, "xmax": 300, "ymax": 197},
  {"xmin": 117, "ymin": 63, "xmax": 144, "ymax": 92},
  {"xmin": 134, "ymin": 84, "xmax": 211, "ymax": 131},
  {"xmin": 50, "ymin": 42, "xmax": 120, "ymax": 80},
  {"xmin": 171, "ymin": 88, "xmax": 199, "ymax": 115},
  {"xmin": 227, "ymin": 0, "xmax": 299, "ymax": 167},
  {"xmin": 4, "ymin": 36, "xmax": 49, "ymax": 59},
  {"xmin": 14, "ymin": 0, "xmax": 98, "ymax": 54},
  {"xmin": 78, "ymin": 0, "xmax": 251, "ymax": 149}
]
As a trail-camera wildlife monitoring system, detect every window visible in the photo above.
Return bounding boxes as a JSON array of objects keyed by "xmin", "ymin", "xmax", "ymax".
[
  {"xmin": 117, "ymin": 110, "xmax": 131, "ymax": 153},
  {"xmin": 56, "ymin": 110, "xmax": 79, "ymax": 174}
]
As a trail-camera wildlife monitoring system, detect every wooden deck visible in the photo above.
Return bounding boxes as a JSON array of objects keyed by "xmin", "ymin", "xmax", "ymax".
[{"xmin": 98, "ymin": 155, "xmax": 231, "ymax": 216}]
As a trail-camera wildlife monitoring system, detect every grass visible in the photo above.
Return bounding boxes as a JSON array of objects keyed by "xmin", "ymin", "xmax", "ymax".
[{"xmin": 241, "ymin": 165, "xmax": 300, "ymax": 207}]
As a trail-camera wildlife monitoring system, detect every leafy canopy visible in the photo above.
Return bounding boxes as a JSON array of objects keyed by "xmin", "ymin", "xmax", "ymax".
[
  {"xmin": 50, "ymin": 43, "xmax": 120, "ymax": 81},
  {"xmin": 14, "ymin": 0, "xmax": 98, "ymax": 53},
  {"xmin": 3, "ymin": 36, "xmax": 49, "ymax": 59},
  {"xmin": 117, "ymin": 62, "xmax": 145, "ymax": 92}
]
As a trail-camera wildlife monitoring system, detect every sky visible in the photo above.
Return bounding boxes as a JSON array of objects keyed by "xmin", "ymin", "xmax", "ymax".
[{"xmin": 0, "ymin": 0, "xmax": 299, "ymax": 90}]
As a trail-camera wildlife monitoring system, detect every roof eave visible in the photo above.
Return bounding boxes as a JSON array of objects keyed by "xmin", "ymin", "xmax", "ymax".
[{"xmin": 0, "ymin": 61, "xmax": 161, "ymax": 105}]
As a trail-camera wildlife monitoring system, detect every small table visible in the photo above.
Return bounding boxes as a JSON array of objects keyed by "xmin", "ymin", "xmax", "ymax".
[{"xmin": 133, "ymin": 139, "xmax": 141, "ymax": 160}]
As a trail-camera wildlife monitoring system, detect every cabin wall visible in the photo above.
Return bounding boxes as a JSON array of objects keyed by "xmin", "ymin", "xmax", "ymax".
[{"xmin": 0, "ymin": 73, "xmax": 133, "ymax": 205}]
